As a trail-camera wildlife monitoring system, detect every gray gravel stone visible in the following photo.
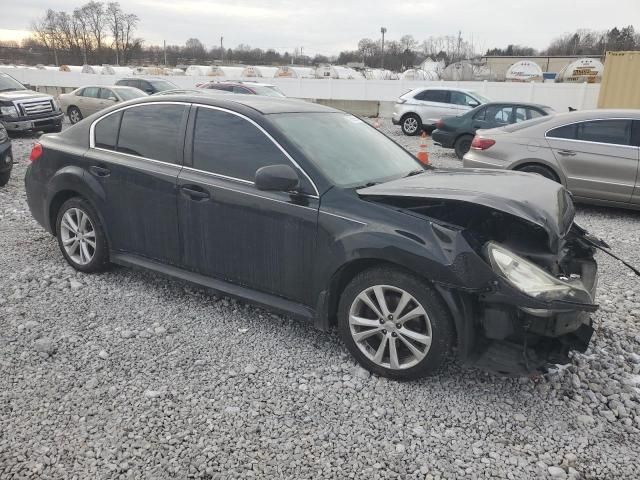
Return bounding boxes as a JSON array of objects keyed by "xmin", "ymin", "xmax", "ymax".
[
  {"xmin": 33, "ymin": 337, "xmax": 56, "ymax": 356},
  {"xmin": 1, "ymin": 121, "xmax": 640, "ymax": 479}
]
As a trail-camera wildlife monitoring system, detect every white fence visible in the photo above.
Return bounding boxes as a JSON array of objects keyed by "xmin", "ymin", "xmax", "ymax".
[{"xmin": 1, "ymin": 67, "xmax": 601, "ymax": 112}]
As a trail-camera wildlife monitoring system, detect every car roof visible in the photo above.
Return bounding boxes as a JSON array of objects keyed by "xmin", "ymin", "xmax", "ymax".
[
  {"xmin": 117, "ymin": 77, "xmax": 172, "ymax": 82},
  {"xmin": 207, "ymin": 81, "xmax": 276, "ymax": 87},
  {"xmin": 547, "ymin": 108, "xmax": 640, "ymax": 121},
  {"xmin": 122, "ymin": 94, "xmax": 337, "ymax": 114},
  {"xmin": 481, "ymin": 101, "xmax": 551, "ymax": 109},
  {"xmin": 412, "ymin": 86, "xmax": 476, "ymax": 93}
]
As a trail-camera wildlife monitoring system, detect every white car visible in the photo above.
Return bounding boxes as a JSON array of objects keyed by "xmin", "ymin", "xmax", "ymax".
[
  {"xmin": 58, "ymin": 86, "xmax": 147, "ymax": 124},
  {"xmin": 392, "ymin": 87, "xmax": 490, "ymax": 135}
]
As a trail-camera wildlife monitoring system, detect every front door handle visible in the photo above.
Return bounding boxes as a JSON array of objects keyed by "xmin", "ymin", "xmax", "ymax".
[
  {"xmin": 180, "ymin": 185, "xmax": 210, "ymax": 201},
  {"xmin": 556, "ymin": 150, "xmax": 576, "ymax": 156},
  {"xmin": 89, "ymin": 165, "xmax": 111, "ymax": 177}
]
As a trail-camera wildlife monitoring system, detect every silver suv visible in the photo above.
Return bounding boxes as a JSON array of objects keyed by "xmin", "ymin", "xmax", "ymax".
[{"xmin": 392, "ymin": 87, "xmax": 490, "ymax": 135}]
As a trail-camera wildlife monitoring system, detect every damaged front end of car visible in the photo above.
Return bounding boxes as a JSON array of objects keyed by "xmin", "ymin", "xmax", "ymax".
[{"xmin": 358, "ymin": 170, "xmax": 600, "ymax": 375}]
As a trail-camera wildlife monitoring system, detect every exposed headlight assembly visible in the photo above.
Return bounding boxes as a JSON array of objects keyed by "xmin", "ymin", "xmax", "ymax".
[
  {"xmin": 485, "ymin": 242, "xmax": 592, "ymax": 304},
  {"xmin": 0, "ymin": 105, "xmax": 18, "ymax": 119},
  {"xmin": 0, "ymin": 126, "xmax": 7, "ymax": 142}
]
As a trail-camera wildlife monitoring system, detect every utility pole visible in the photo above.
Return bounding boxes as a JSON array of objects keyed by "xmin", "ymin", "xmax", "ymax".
[
  {"xmin": 457, "ymin": 30, "xmax": 462, "ymax": 61},
  {"xmin": 220, "ymin": 36, "xmax": 224, "ymax": 63},
  {"xmin": 163, "ymin": 40, "xmax": 167, "ymax": 66},
  {"xmin": 380, "ymin": 27, "xmax": 387, "ymax": 69},
  {"xmin": 301, "ymin": 46, "xmax": 304, "ymax": 65}
]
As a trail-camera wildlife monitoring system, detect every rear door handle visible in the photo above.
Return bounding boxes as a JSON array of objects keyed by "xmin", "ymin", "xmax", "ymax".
[
  {"xmin": 557, "ymin": 150, "xmax": 576, "ymax": 156},
  {"xmin": 89, "ymin": 165, "xmax": 111, "ymax": 177},
  {"xmin": 180, "ymin": 185, "xmax": 210, "ymax": 201}
]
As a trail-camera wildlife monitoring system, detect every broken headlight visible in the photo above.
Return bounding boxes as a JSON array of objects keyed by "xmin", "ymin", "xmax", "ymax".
[
  {"xmin": 485, "ymin": 242, "xmax": 592, "ymax": 304},
  {"xmin": 0, "ymin": 104, "xmax": 18, "ymax": 119}
]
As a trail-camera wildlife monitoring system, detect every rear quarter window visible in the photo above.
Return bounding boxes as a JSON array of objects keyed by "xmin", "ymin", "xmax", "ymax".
[
  {"xmin": 503, "ymin": 115, "xmax": 554, "ymax": 132},
  {"xmin": 94, "ymin": 112, "xmax": 122, "ymax": 150}
]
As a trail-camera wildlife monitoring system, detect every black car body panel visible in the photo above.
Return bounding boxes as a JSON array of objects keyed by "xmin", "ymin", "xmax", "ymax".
[
  {"xmin": 25, "ymin": 94, "xmax": 599, "ymax": 375},
  {"xmin": 0, "ymin": 133, "xmax": 12, "ymax": 176}
]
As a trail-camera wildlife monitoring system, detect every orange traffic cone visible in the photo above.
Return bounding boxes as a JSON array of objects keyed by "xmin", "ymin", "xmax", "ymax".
[{"xmin": 416, "ymin": 131, "xmax": 429, "ymax": 165}]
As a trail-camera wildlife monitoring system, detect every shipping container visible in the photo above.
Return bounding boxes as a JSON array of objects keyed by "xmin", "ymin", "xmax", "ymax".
[{"xmin": 597, "ymin": 51, "xmax": 640, "ymax": 109}]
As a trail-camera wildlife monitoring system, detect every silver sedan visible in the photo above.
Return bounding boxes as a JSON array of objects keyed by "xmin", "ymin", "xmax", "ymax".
[
  {"xmin": 463, "ymin": 109, "xmax": 640, "ymax": 210},
  {"xmin": 58, "ymin": 86, "xmax": 147, "ymax": 124}
]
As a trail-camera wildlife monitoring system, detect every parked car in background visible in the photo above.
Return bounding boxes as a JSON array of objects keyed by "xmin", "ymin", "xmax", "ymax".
[
  {"xmin": 433, "ymin": 102, "xmax": 555, "ymax": 159},
  {"xmin": 0, "ymin": 124, "xmax": 12, "ymax": 186},
  {"xmin": 25, "ymin": 94, "xmax": 601, "ymax": 379},
  {"xmin": 198, "ymin": 81, "xmax": 286, "ymax": 97},
  {"xmin": 58, "ymin": 86, "xmax": 147, "ymax": 124},
  {"xmin": 463, "ymin": 109, "xmax": 640, "ymax": 210},
  {"xmin": 392, "ymin": 87, "xmax": 490, "ymax": 136},
  {"xmin": 115, "ymin": 77, "xmax": 178, "ymax": 95},
  {"xmin": 0, "ymin": 72, "xmax": 63, "ymax": 134}
]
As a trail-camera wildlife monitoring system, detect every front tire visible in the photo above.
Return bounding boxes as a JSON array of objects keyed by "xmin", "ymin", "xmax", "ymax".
[
  {"xmin": 55, "ymin": 197, "xmax": 109, "ymax": 273},
  {"xmin": 338, "ymin": 266, "xmax": 453, "ymax": 379},
  {"xmin": 68, "ymin": 106, "xmax": 83, "ymax": 124},
  {"xmin": 0, "ymin": 171, "xmax": 10, "ymax": 187},
  {"xmin": 454, "ymin": 135, "xmax": 473, "ymax": 159},
  {"xmin": 401, "ymin": 114, "xmax": 422, "ymax": 136}
]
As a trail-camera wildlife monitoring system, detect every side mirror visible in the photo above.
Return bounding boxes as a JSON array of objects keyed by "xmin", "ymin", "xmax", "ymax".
[
  {"xmin": 145, "ymin": 89, "xmax": 154, "ymax": 94},
  {"xmin": 255, "ymin": 164, "xmax": 300, "ymax": 192},
  {"xmin": 468, "ymin": 100, "xmax": 480, "ymax": 108},
  {"xmin": 108, "ymin": 97, "xmax": 117, "ymax": 102}
]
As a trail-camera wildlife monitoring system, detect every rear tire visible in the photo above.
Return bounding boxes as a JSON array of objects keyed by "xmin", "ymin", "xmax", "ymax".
[
  {"xmin": 401, "ymin": 114, "xmax": 422, "ymax": 136},
  {"xmin": 338, "ymin": 266, "xmax": 453, "ymax": 380},
  {"xmin": 454, "ymin": 135, "xmax": 473, "ymax": 159},
  {"xmin": 55, "ymin": 197, "xmax": 109, "ymax": 273},
  {"xmin": 0, "ymin": 171, "xmax": 10, "ymax": 187},
  {"xmin": 517, "ymin": 164, "xmax": 559, "ymax": 182},
  {"xmin": 68, "ymin": 106, "xmax": 83, "ymax": 125}
]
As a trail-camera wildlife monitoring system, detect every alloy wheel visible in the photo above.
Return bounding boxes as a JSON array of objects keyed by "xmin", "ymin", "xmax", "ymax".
[
  {"xmin": 60, "ymin": 208, "xmax": 96, "ymax": 265},
  {"xmin": 403, "ymin": 117, "xmax": 418, "ymax": 134},
  {"xmin": 349, "ymin": 285, "xmax": 432, "ymax": 370},
  {"xmin": 69, "ymin": 109, "xmax": 82, "ymax": 124}
]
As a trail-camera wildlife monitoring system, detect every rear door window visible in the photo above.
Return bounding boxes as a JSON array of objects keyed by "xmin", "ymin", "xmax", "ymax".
[
  {"xmin": 192, "ymin": 107, "xmax": 290, "ymax": 181},
  {"xmin": 450, "ymin": 91, "xmax": 475, "ymax": 106},
  {"xmin": 99, "ymin": 88, "xmax": 114, "ymax": 100},
  {"xmin": 94, "ymin": 112, "xmax": 122, "ymax": 150},
  {"xmin": 415, "ymin": 90, "xmax": 449, "ymax": 103},
  {"xmin": 577, "ymin": 119, "xmax": 632, "ymax": 146},
  {"xmin": 82, "ymin": 87, "xmax": 100, "ymax": 98},
  {"xmin": 116, "ymin": 104, "xmax": 186, "ymax": 163}
]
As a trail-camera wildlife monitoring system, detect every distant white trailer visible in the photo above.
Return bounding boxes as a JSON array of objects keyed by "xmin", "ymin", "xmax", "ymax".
[
  {"xmin": 274, "ymin": 66, "xmax": 315, "ymax": 78},
  {"xmin": 241, "ymin": 66, "xmax": 278, "ymax": 78},
  {"xmin": 209, "ymin": 66, "xmax": 244, "ymax": 79},
  {"xmin": 185, "ymin": 65, "xmax": 212, "ymax": 76},
  {"xmin": 555, "ymin": 58, "xmax": 603, "ymax": 83},
  {"xmin": 505, "ymin": 60, "xmax": 543, "ymax": 82}
]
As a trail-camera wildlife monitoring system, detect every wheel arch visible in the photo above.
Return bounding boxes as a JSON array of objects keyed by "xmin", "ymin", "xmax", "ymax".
[
  {"xmin": 321, "ymin": 257, "xmax": 468, "ymax": 355},
  {"xmin": 511, "ymin": 160, "xmax": 563, "ymax": 184}
]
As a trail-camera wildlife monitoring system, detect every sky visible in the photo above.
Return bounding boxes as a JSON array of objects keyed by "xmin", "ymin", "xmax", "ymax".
[{"xmin": 0, "ymin": 0, "xmax": 638, "ymax": 56}]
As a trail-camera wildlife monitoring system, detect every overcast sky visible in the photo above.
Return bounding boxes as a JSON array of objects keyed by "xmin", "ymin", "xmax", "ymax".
[{"xmin": 1, "ymin": 0, "xmax": 638, "ymax": 55}]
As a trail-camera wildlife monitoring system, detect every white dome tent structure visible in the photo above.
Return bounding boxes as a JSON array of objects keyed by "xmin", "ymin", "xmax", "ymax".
[
  {"xmin": 101, "ymin": 65, "xmax": 134, "ymax": 75},
  {"xmin": 209, "ymin": 66, "xmax": 244, "ymax": 79},
  {"xmin": 419, "ymin": 58, "xmax": 445, "ymax": 77},
  {"xmin": 185, "ymin": 65, "xmax": 212, "ymax": 76},
  {"xmin": 441, "ymin": 61, "xmax": 475, "ymax": 81},
  {"xmin": 241, "ymin": 66, "xmax": 278, "ymax": 78},
  {"xmin": 555, "ymin": 58, "xmax": 604, "ymax": 83},
  {"xmin": 505, "ymin": 61, "xmax": 544, "ymax": 82},
  {"xmin": 274, "ymin": 66, "xmax": 316, "ymax": 78},
  {"xmin": 315, "ymin": 65, "xmax": 364, "ymax": 79},
  {"xmin": 363, "ymin": 68, "xmax": 398, "ymax": 80},
  {"xmin": 400, "ymin": 69, "xmax": 439, "ymax": 81},
  {"xmin": 59, "ymin": 65, "xmax": 84, "ymax": 73}
]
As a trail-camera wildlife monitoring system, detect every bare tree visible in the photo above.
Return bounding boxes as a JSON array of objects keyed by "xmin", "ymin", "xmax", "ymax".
[{"xmin": 82, "ymin": 1, "xmax": 107, "ymax": 63}]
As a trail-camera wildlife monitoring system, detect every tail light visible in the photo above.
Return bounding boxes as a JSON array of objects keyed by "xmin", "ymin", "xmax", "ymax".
[
  {"xmin": 435, "ymin": 119, "xmax": 444, "ymax": 129},
  {"xmin": 471, "ymin": 136, "xmax": 496, "ymax": 150},
  {"xmin": 30, "ymin": 143, "xmax": 43, "ymax": 162}
]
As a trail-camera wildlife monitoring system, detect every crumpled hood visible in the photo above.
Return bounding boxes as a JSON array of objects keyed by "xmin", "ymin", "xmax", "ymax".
[
  {"xmin": 358, "ymin": 168, "xmax": 575, "ymax": 250},
  {"xmin": 0, "ymin": 89, "xmax": 49, "ymax": 102}
]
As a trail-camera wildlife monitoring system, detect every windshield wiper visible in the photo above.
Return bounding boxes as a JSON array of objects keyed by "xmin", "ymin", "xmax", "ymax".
[
  {"xmin": 404, "ymin": 169, "xmax": 426, "ymax": 178},
  {"xmin": 353, "ymin": 181, "xmax": 379, "ymax": 189}
]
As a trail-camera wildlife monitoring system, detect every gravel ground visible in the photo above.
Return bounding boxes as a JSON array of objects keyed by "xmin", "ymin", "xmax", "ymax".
[{"xmin": 1, "ymin": 119, "xmax": 640, "ymax": 479}]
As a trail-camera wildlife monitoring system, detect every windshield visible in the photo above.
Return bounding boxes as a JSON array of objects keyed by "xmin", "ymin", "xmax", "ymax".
[
  {"xmin": 115, "ymin": 88, "xmax": 147, "ymax": 100},
  {"xmin": 271, "ymin": 113, "xmax": 422, "ymax": 188},
  {"xmin": 251, "ymin": 85, "xmax": 286, "ymax": 97},
  {"xmin": 150, "ymin": 80, "xmax": 178, "ymax": 92},
  {"xmin": 0, "ymin": 74, "xmax": 27, "ymax": 92}
]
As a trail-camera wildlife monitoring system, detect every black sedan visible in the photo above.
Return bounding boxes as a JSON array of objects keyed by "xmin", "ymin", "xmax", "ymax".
[
  {"xmin": 25, "ymin": 94, "xmax": 598, "ymax": 378},
  {"xmin": 0, "ymin": 124, "xmax": 12, "ymax": 186},
  {"xmin": 432, "ymin": 102, "xmax": 554, "ymax": 159}
]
